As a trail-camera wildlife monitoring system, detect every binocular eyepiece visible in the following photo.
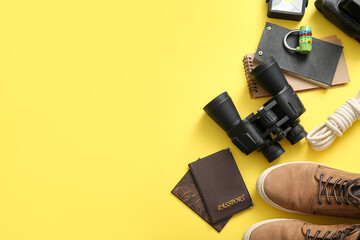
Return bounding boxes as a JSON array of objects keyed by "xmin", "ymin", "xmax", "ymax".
[
  {"xmin": 249, "ymin": 56, "xmax": 289, "ymax": 95},
  {"xmin": 204, "ymin": 57, "xmax": 306, "ymax": 162}
]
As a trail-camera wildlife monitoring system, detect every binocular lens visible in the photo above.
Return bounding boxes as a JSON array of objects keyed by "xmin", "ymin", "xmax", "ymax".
[
  {"xmin": 203, "ymin": 92, "xmax": 241, "ymax": 132},
  {"xmin": 250, "ymin": 57, "xmax": 289, "ymax": 95},
  {"xmin": 262, "ymin": 142, "xmax": 285, "ymax": 163},
  {"xmin": 286, "ymin": 124, "xmax": 307, "ymax": 145}
]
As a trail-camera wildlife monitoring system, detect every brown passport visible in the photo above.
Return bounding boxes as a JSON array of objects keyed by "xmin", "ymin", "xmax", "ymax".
[
  {"xmin": 188, "ymin": 149, "xmax": 253, "ymax": 223},
  {"xmin": 171, "ymin": 171, "xmax": 230, "ymax": 232}
]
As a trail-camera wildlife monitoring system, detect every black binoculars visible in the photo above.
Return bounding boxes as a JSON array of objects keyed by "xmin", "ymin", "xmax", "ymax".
[{"xmin": 203, "ymin": 57, "xmax": 307, "ymax": 162}]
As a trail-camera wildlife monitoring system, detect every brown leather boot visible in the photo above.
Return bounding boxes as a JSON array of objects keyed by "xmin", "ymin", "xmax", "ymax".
[
  {"xmin": 257, "ymin": 162, "xmax": 360, "ymax": 218},
  {"xmin": 243, "ymin": 219, "xmax": 360, "ymax": 240}
]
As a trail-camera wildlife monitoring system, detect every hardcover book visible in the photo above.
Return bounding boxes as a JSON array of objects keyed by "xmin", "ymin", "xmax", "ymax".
[
  {"xmin": 188, "ymin": 149, "xmax": 253, "ymax": 223},
  {"xmin": 254, "ymin": 22, "xmax": 343, "ymax": 88}
]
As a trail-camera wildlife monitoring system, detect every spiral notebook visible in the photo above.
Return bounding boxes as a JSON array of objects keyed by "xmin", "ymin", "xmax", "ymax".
[{"xmin": 244, "ymin": 36, "xmax": 350, "ymax": 98}]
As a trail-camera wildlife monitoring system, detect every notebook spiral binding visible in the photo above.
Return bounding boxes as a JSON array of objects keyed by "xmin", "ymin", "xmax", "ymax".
[{"xmin": 242, "ymin": 55, "xmax": 257, "ymax": 95}]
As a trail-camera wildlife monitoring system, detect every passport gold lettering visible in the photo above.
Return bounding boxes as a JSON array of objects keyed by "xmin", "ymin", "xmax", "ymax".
[{"xmin": 217, "ymin": 194, "xmax": 245, "ymax": 210}]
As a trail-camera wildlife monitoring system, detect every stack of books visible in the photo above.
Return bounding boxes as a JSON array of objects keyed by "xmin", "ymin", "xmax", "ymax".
[{"xmin": 243, "ymin": 23, "xmax": 350, "ymax": 99}]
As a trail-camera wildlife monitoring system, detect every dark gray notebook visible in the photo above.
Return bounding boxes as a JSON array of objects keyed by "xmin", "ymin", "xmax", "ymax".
[{"xmin": 254, "ymin": 22, "xmax": 343, "ymax": 88}]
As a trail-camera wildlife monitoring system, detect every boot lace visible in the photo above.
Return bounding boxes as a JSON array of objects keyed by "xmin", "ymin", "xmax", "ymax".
[
  {"xmin": 305, "ymin": 225, "xmax": 360, "ymax": 240},
  {"xmin": 318, "ymin": 175, "xmax": 360, "ymax": 206}
]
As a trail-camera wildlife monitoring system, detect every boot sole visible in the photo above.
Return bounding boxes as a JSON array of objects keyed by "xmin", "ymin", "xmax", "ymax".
[
  {"xmin": 256, "ymin": 161, "xmax": 326, "ymax": 215},
  {"xmin": 242, "ymin": 218, "xmax": 295, "ymax": 240}
]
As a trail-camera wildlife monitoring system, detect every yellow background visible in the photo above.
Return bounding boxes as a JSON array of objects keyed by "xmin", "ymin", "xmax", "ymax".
[{"xmin": 0, "ymin": 0, "xmax": 359, "ymax": 239}]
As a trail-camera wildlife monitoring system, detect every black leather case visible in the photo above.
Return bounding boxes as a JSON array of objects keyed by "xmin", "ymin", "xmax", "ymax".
[{"xmin": 315, "ymin": 0, "xmax": 360, "ymax": 42}]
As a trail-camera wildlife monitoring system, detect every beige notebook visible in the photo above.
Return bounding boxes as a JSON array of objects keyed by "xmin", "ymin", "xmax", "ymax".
[{"xmin": 243, "ymin": 36, "xmax": 350, "ymax": 99}]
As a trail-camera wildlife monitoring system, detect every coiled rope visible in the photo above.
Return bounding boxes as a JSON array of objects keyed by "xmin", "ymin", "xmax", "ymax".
[{"xmin": 306, "ymin": 91, "xmax": 360, "ymax": 151}]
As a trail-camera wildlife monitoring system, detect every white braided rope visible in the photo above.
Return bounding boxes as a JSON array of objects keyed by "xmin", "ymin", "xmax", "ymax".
[{"xmin": 306, "ymin": 91, "xmax": 360, "ymax": 151}]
